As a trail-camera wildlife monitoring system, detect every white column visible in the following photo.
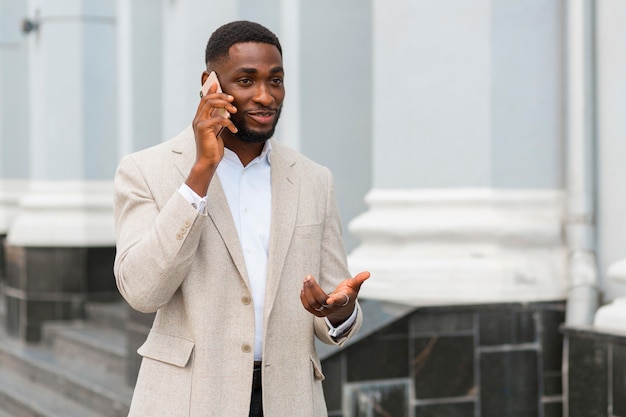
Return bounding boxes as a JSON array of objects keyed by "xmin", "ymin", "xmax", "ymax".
[
  {"xmin": 563, "ymin": 0, "xmax": 600, "ymax": 325},
  {"xmin": 349, "ymin": 0, "xmax": 567, "ymax": 305},
  {"xmin": 0, "ymin": 0, "xmax": 30, "ymax": 236},
  {"xmin": 160, "ymin": 0, "xmax": 238, "ymax": 139},
  {"xmin": 592, "ymin": 0, "xmax": 626, "ymax": 333},
  {"xmin": 7, "ymin": 0, "xmax": 117, "ymax": 247},
  {"xmin": 117, "ymin": 0, "xmax": 162, "ymax": 156}
]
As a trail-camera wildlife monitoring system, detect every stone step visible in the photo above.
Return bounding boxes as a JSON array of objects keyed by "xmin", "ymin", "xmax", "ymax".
[
  {"xmin": 0, "ymin": 326, "xmax": 132, "ymax": 417},
  {"xmin": 85, "ymin": 301, "xmax": 128, "ymax": 329},
  {"xmin": 43, "ymin": 321, "xmax": 126, "ymax": 376},
  {"xmin": 0, "ymin": 367, "xmax": 104, "ymax": 417}
]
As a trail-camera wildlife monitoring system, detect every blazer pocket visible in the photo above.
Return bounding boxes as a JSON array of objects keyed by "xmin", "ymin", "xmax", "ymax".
[
  {"xmin": 137, "ymin": 330, "xmax": 195, "ymax": 368},
  {"xmin": 310, "ymin": 355, "xmax": 325, "ymax": 381}
]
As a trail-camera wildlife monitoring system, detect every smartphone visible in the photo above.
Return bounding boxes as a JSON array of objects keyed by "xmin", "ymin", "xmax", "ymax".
[{"xmin": 200, "ymin": 71, "xmax": 230, "ymax": 119}]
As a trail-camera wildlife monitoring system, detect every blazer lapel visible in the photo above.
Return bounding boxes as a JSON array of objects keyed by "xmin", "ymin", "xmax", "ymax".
[
  {"xmin": 205, "ymin": 179, "xmax": 249, "ymax": 286},
  {"xmin": 172, "ymin": 126, "xmax": 249, "ymax": 286},
  {"xmin": 265, "ymin": 141, "xmax": 300, "ymax": 313}
]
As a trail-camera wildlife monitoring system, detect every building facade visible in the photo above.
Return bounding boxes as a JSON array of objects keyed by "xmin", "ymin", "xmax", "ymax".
[{"xmin": 1, "ymin": 0, "xmax": 626, "ymax": 415}]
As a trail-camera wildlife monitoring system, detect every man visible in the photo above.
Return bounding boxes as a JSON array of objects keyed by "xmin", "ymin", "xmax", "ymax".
[{"xmin": 113, "ymin": 20, "xmax": 369, "ymax": 417}]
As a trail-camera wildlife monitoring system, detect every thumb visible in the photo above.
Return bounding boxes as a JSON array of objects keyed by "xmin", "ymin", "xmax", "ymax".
[{"xmin": 350, "ymin": 271, "xmax": 371, "ymax": 291}]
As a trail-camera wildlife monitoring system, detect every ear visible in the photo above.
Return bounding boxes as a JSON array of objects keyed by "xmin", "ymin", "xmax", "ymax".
[{"xmin": 201, "ymin": 70, "xmax": 209, "ymax": 86}]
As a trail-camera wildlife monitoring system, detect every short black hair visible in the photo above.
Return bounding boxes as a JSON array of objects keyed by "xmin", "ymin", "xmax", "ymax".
[{"xmin": 205, "ymin": 20, "xmax": 282, "ymax": 66}]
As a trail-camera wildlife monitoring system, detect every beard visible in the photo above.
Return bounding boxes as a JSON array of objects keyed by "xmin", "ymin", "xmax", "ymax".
[{"xmin": 231, "ymin": 106, "xmax": 282, "ymax": 143}]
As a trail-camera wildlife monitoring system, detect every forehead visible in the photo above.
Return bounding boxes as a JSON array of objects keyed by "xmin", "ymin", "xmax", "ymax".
[{"xmin": 221, "ymin": 42, "xmax": 283, "ymax": 72}]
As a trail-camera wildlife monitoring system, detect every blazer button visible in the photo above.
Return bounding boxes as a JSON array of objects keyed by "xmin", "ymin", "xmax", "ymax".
[
  {"xmin": 241, "ymin": 343, "xmax": 252, "ymax": 353},
  {"xmin": 184, "ymin": 220, "xmax": 191, "ymax": 228},
  {"xmin": 176, "ymin": 233, "xmax": 183, "ymax": 240},
  {"xmin": 241, "ymin": 296, "xmax": 251, "ymax": 305}
]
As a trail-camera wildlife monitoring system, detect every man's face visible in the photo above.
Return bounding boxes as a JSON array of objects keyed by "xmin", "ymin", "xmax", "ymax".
[{"xmin": 212, "ymin": 42, "xmax": 284, "ymax": 143}]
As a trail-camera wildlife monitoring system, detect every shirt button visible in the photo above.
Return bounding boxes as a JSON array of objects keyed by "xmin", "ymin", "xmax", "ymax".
[
  {"xmin": 241, "ymin": 296, "xmax": 251, "ymax": 305},
  {"xmin": 242, "ymin": 344, "xmax": 252, "ymax": 353}
]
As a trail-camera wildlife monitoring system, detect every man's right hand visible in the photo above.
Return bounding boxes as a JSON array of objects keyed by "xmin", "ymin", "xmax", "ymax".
[{"xmin": 186, "ymin": 81, "xmax": 238, "ymax": 197}]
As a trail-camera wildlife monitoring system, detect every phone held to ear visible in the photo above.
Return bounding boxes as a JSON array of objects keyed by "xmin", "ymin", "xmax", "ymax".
[{"xmin": 200, "ymin": 71, "xmax": 230, "ymax": 120}]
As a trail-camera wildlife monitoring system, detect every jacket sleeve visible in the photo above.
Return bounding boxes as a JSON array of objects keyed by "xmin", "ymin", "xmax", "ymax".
[
  {"xmin": 113, "ymin": 155, "xmax": 205, "ymax": 313},
  {"xmin": 313, "ymin": 168, "xmax": 363, "ymax": 346}
]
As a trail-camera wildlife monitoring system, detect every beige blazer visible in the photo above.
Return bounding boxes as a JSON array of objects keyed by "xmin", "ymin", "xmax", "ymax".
[{"xmin": 113, "ymin": 126, "xmax": 362, "ymax": 417}]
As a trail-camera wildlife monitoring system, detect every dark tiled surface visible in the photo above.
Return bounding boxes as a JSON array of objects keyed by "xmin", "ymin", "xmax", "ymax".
[
  {"xmin": 5, "ymin": 246, "xmax": 116, "ymax": 295},
  {"xmin": 128, "ymin": 306, "xmax": 156, "ymax": 328},
  {"xmin": 322, "ymin": 354, "xmax": 343, "ymax": 413},
  {"xmin": 86, "ymin": 247, "xmax": 118, "ymax": 297},
  {"xmin": 480, "ymin": 350, "xmax": 539, "ymax": 417},
  {"xmin": 567, "ymin": 336, "xmax": 608, "ymax": 417},
  {"xmin": 543, "ymin": 371, "xmax": 562, "ymax": 396},
  {"xmin": 5, "ymin": 297, "xmax": 85, "ymax": 341},
  {"xmin": 26, "ymin": 247, "xmax": 86, "ymax": 292},
  {"xmin": 323, "ymin": 301, "xmax": 566, "ymax": 417},
  {"xmin": 0, "ymin": 235, "xmax": 6, "ymax": 283},
  {"xmin": 412, "ymin": 336, "xmax": 474, "ymax": 399},
  {"xmin": 346, "ymin": 334, "xmax": 409, "ymax": 382},
  {"xmin": 5, "ymin": 295, "xmax": 20, "ymax": 336},
  {"xmin": 3, "ymin": 245, "xmax": 116, "ymax": 342},
  {"xmin": 541, "ymin": 309, "xmax": 566, "ymax": 371},
  {"xmin": 4, "ymin": 245, "xmax": 24, "ymax": 289},
  {"xmin": 410, "ymin": 311, "xmax": 473, "ymax": 334},
  {"xmin": 478, "ymin": 309, "xmax": 535, "ymax": 346},
  {"xmin": 344, "ymin": 380, "xmax": 411, "ymax": 417},
  {"xmin": 414, "ymin": 401, "xmax": 475, "ymax": 417},
  {"xmin": 613, "ymin": 341, "xmax": 626, "ymax": 416},
  {"xmin": 544, "ymin": 402, "xmax": 563, "ymax": 417}
]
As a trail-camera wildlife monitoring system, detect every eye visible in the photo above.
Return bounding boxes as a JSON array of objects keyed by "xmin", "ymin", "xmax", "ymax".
[
  {"xmin": 270, "ymin": 77, "xmax": 283, "ymax": 86},
  {"xmin": 238, "ymin": 78, "xmax": 252, "ymax": 86}
]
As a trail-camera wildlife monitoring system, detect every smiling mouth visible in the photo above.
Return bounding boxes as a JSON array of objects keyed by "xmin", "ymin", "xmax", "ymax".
[{"xmin": 247, "ymin": 110, "xmax": 277, "ymax": 125}]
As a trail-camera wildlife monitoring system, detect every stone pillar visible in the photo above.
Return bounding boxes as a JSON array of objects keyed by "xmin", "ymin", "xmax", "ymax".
[
  {"xmin": 0, "ymin": 0, "xmax": 30, "ymax": 283},
  {"xmin": 592, "ymin": 0, "xmax": 626, "ymax": 333},
  {"xmin": 4, "ymin": 0, "xmax": 118, "ymax": 341},
  {"xmin": 349, "ymin": 0, "xmax": 567, "ymax": 305}
]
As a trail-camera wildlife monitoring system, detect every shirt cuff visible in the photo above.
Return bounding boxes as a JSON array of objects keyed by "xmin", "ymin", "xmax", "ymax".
[
  {"xmin": 178, "ymin": 183, "xmax": 207, "ymax": 214},
  {"xmin": 325, "ymin": 305, "xmax": 358, "ymax": 338}
]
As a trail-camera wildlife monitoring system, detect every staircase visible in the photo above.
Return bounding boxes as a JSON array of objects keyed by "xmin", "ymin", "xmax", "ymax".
[{"xmin": 0, "ymin": 300, "xmax": 134, "ymax": 417}]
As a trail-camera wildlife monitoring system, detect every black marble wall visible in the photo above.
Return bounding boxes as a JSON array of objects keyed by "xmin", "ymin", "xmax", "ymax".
[
  {"xmin": 322, "ymin": 301, "xmax": 565, "ymax": 417},
  {"xmin": 563, "ymin": 327, "xmax": 626, "ymax": 417},
  {"xmin": 3, "ymin": 245, "xmax": 118, "ymax": 341}
]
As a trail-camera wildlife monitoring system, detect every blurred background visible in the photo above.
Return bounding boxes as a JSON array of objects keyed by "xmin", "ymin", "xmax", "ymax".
[{"xmin": 1, "ymin": 1, "xmax": 626, "ymax": 416}]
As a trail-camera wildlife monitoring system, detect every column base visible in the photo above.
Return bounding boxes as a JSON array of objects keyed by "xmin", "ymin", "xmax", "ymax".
[
  {"xmin": 3, "ymin": 180, "xmax": 117, "ymax": 341},
  {"xmin": 593, "ymin": 259, "xmax": 626, "ymax": 334},
  {"xmin": 348, "ymin": 188, "xmax": 568, "ymax": 305}
]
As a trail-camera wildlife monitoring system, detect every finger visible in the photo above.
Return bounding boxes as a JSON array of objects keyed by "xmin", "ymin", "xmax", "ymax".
[
  {"xmin": 196, "ymin": 86, "xmax": 235, "ymax": 121},
  {"xmin": 301, "ymin": 275, "xmax": 329, "ymax": 314},
  {"xmin": 195, "ymin": 82, "xmax": 219, "ymax": 119},
  {"xmin": 194, "ymin": 111, "xmax": 238, "ymax": 139},
  {"xmin": 325, "ymin": 292, "xmax": 350, "ymax": 307},
  {"xmin": 348, "ymin": 271, "xmax": 371, "ymax": 291}
]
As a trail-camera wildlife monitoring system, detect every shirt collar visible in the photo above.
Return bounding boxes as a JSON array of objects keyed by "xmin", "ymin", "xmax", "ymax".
[{"xmin": 222, "ymin": 139, "xmax": 273, "ymax": 167}]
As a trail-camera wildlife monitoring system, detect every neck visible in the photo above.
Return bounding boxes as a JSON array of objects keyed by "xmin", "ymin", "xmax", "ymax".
[{"xmin": 221, "ymin": 131, "xmax": 266, "ymax": 167}]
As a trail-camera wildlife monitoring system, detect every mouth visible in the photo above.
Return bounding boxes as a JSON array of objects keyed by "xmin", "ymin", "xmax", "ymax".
[{"xmin": 246, "ymin": 109, "xmax": 277, "ymax": 126}]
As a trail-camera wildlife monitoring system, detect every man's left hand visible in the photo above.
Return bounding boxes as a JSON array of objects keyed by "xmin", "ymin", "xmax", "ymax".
[{"xmin": 300, "ymin": 271, "xmax": 370, "ymax": 326}]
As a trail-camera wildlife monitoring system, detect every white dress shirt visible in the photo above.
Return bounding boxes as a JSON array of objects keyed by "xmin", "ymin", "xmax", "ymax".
[{"xmin": 179, "ymin": 141, "xmax": 356, "ymax": 360}]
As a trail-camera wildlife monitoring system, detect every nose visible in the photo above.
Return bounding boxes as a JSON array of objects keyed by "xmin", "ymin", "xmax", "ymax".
[{"xmin": 252, "ymin": 83, "xmax": 274, "ymax": 107}]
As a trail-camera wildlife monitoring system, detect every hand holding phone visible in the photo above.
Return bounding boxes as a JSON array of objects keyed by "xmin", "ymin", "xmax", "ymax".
[{"xmin": 200, "ymin": 71, "xmax": 231, "ymax": 120}]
